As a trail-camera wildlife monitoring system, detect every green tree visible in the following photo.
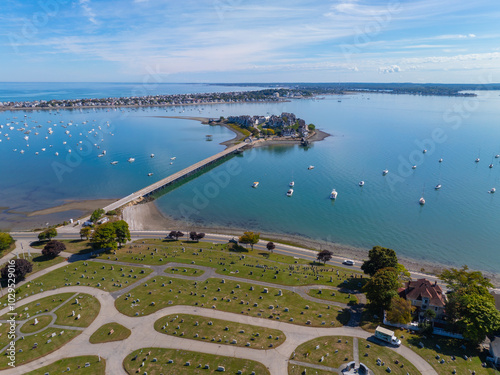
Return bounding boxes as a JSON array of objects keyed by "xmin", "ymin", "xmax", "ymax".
[
  {"xmin": 308, "ymin": 124, "xmax": 316, "ymax": 131},
  {"xmin": 91, "ymin": 222, "xmax": 117, "ymax": 250},
  {"xmin": 361, "ymin": 246, "xmax": 398, "ymax": 276},
  {"xmin": 317, "ymin": 249, "xmax": 333, "ymax": 265},
  {"xmin": 114, "ymin": 220, "xmax": 131, "ymax": 247},
  {"xmin": 363, "ymin": 267, "xmax": 401, "ymax": 311},
  {"xmin": 90, "ymin": 208, "xmax": 105, "ymax": 223},
  {"xmin": 0, "ymin": 232, "xmax": 14, "ymax": 251},
  {"xmin": 439, "ymin": 266, "xmax": 500, "ymax": 344},
  {"xmin": 238, "ymin": 231, "xmax": 260, "ymax": 251},
  {"xmin": 80, "ymin": 226, "xmax": 92, "ymax": 240},
  {"xmin": 38, "ymin": 228, "xmax": 57, "ymax": 242},
  {"xmin": 386, "ymin": 296, "xmax": 414, "ymax": 324}
]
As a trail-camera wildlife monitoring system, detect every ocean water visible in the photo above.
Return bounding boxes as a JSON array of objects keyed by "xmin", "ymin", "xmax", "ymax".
[{"xmin": 1, "ymin": 84, "xmax": 499, "ymax": 274}]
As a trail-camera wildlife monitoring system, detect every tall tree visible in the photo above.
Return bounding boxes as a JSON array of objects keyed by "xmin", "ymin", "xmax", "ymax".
[
  {"xmin": 196, "ymin": 233, "xmax": 205, "ymax": 241},
  {"xmin": 386, "ymin": 296, "xmax": 414, "ymax": 324},
  {"xmin": 238, "ymin": 232, "xmax": 260, "ymax": 250},
  {"xmin": 361, "ymin": 246, "xmax": 398, "ymax": 276},
  {"xmin": 90, "ymin": 208, "xmax": 105, "ymax": 223},
  {"xmin": 0, "ymin": 232, "xmax": 14, "ymax": 251},
  {"xmin": 42, "ymin": 240, "xmax": 66, "ymax": 257},
  {"xmin": 91, "ymin": 222, "xmax": 117, "ymax": 250},
  {"xmin": 38, "ymin": 228, "xmax": 57, "ymax": 242},
  {"xmin": 317, "ymin": 249, "xmax": 333, "ymax": 265},
  {"xmin": 363, "ymin": 267, "xmax": 401, "ymax": 311},
  {"xmin": 1, "ymin": 258, "xmax": 33, "ymax": 282},
  {"xmin": 80, "ymin": 226, "xmax": 91, "ymax": 240},
  {"xmin": 114, "ymin": 220, "xmax": 131, "ymax": 247},
  {"xmin": 266, "ymin": 242, "xmax": 276, "ymax": 253},
  {"xmin": 439, "ymin": 266, "xmax": 500, "ymax": 344}
]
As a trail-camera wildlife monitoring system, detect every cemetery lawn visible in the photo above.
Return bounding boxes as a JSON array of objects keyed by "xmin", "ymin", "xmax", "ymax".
[
  {"xmin": 291, "ymin": 336, "xmax": 353, "ymax": 369},
  {"xmin": 0, "ymin": 327, "xmax": 81, "ymax": 370},
  {"xmin": 115, "ymin": 277, "xmax": 350, "ymax": 327},
  {"xmin": 0, "ymin": 322, "xmax": 17, "ymax": 349},
  {"xmin": 164, "ymin": 266, "xmax": 205, "ymax": 277},
  {"xmin": 54, "ymin": 293, "xmax": 100, "ymax": 328},
  {"xmin": 89, "ymin": 322, "xmax": 131, "ymax": 344},
  {"xmin": 0, "ymin": 261, "xmax": 152, "ymax": 305},
  {"xmin": 24, "ymin": 355, "xmax": 105, "ymax": 375},
  {"xmin": 307, "ymin": 289, "xmax": 359, "ymax": 304},
  {"xmin": 26, "ymin": 254, "xmax": 66, "ymax": 277},
  {"xmin": 20, "ymin": 315, "xmax": 52, "ymax": 334},
  {"xmin": 357, "ymin": 338, "xmax": 419, "ymax": 375},
  {"xmin": 394, "ymin": 328, "xmax": 500, "ymax": 375},
  {"xmin": 31, "ymin": 239, "xmax": 93, "ymax": 254},
  {"xmin": 98, "ymin": 239, "xmax": 366, "ymax": 290},
  {"xmin": 123, "ymin": 347, "xmax": 270, "ymax": 375},
  {"xmin": 288, "ymin": 364, "xmax": 332, "ymax": 375},
  {"xmin": 0, "ymin": 293, "xmax": 75, "ymax": 320},
  {"xmin": 154, "ymin": 313, "xmax": 285, "ymax": 349}
]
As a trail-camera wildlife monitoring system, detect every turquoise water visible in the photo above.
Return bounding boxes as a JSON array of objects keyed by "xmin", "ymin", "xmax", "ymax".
[{"xmin": 1, "ymin": 86, "xmax": 500, "ymax": 273}]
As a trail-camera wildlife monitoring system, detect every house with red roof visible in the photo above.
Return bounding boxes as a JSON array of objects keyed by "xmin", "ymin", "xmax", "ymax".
[{"xmin": 399, "ymin": 278, "xmax": 447, "ymax": 320}]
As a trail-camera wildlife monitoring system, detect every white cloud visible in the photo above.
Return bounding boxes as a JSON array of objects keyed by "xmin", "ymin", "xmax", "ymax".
[
  {"xmin": 379, "ymin": 65, "xmax": 401, "ymax": 73},
  {"xmin": 79, "ymin": 0, "xmax": 98, "ymax": 24}
]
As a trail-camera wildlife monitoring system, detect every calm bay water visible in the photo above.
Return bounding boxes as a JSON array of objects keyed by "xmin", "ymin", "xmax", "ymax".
[{"xmin": 1, "ymin": 84, "xmax": 499, "ymax": 273}]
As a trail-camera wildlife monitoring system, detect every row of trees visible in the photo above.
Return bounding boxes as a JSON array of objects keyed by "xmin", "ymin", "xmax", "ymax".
[{"xmin": 91, "ymin": 220, "xmax": 131, "ymax": 250}]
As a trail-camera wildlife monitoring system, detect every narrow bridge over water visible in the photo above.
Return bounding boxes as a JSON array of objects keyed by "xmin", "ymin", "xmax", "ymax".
[{"xmin": 102, "ymin": 141, "xmax": 254, "ymax": 213}]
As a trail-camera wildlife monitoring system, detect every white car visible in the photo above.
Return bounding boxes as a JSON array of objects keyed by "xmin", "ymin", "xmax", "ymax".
[{"xmin": 343, "ymin": 259, "xmax": 355, "ymax": 266}]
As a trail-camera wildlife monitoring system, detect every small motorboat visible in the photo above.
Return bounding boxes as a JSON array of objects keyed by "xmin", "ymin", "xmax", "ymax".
[
  {"xmin": 128, "ymin": 157, "xmax": 135, "ymax": 163},
  {"xmin": 412, "ymin": 165, "xmax": 417, "ymax": 169},
  {"xmin": 150, "ymin": 153, "xmax": 155, "ymax": 158},
  {"xmin": 419, "ymin": 197, "xmax": 426, "ymax": 205},
  {"xmin": 475, "ymin": 158, "xmax": 480, "ymax": 163},
  {"xmin": 252, "ymin": 182, "xmax": 259, "ymax": 188},
  {"xmin": 289, "ymin": 181, "xmax": 295, "ymax": 187},
  {"xmin": 329, "ymin": 189, "xmax": 338, "ymax": 199},
  {"xmin": 111, "ymin": 161, "xmax": 118, "ymax": 165},
  {"xmin": 382, "ymin": 169, "xmax": 389, "ymax": 176},
  {"xmin": 439, "ymin": 158, "xmax": 443, "ymax": 163},
  {"xmin": 359, "ymin": 181, "xmax": 365, "ymax": 187},
  {"xmin": 170, "ymin": 157, "xmax": 176, "ymax": 160},
  {"xmin": 286, "ymin": 189, "xmax": 294, "ymax": 197},
  {"xmin": 308, "ymin": 165, "xmax": 314, "ymax": 170},
  {"xmin": 489, "ymin": 163, "xmax": 494, "ymax": 168},
  {"xmin": 97, "ymin": 154, "xmax": 104, "ymax": 158},
  {"xmin": 423, "ymin": 149, "xmax": 427, "ymax": 153},
  {"xmin": 435, "ymin": 184, "xmax": 442, "ymax": 190},
  {"xmin": 495, "ymin": 155, "xmax": 500, "ymax": 159},
  {"xmin": 490, "ymin": 188, "xmax": 496, "ymax": 194},
  {"xmin": 148, "ymin": 173, "xmax": 153, "ymax": 176}
]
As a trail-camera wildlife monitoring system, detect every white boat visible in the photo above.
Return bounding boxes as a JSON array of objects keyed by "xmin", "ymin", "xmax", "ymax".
[
  {"xmin": 496, "ymin": 155, "xmax": 500, "ymax": 159},
  {"xmin": 286, "ymin": 189, "xmax": 294, "ymax": 197},
  {"xmin": 252, "ymin": 182, "xmax": 259, "ymax": 188},
  {"xmin": 97, "ymin": 154, "xmax": 104, "ymax": 158},
  {"xmin": 435, "ymin": 184, "xmax": 442, "ymax": 190},
  {"xmin": 170, "ymin": 157, "xmax": 176, "ymax": 160},
  {"xmin": 148, "ymin": 173, "xmax": 153, "ymax": 176},
  {"xmin": 359, "ymin": 181, "xmax": 365, "ymax": 187},
  {"xmin": 382, "ymin": 169, "xmax": 389, "ymax": 176},
  {"xmin": 111, "ymin": 161, "xmax": 118, "ymax": 165},
  {"xmin": 489, "ymin": 163, "xmax": 494, "ymax": 168},
  {"xmin": 475, "ymin": 158, "xmax": 480, "ymax": 163},
  {"xmin": 128, "ymin": 158, "xmax": 135, "ymax": 163},
  {"xmin": 308, "ymin": 165, "xmax": 314, "ymax": 170},
  {"xmin": 439, "ymin": 158, "xmax": 443, "ymax": 163},
  {"xmin": 490, "ymin": 188, "xmax": 496, "ymax": 194},
  {"xmin": 55, "ymin": 152, "xmax": 59, "ymax": 156},
  {"xmin": 150, "ymin": 154, "xmax": 155, "ymax": 158},
  {"xmin": 419, "ymin": 197, "xmax": 426, "ymax": 205},
  {"xmin": 412, "ymin": 165, "xmax": 417, "ymax": 169},
  {"xmin": 423, "ymin": 149, "xmax": 427, "ymax": 153},
  {"xmin": 289, "ymin": 181, "xmax": 295, "ymax": 187},
  {"xmin": 329, "ymin": 189, "xmax": 338, "ymax": 199}
]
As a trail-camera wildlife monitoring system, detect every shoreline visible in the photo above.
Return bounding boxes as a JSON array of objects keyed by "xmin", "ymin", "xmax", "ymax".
[{"xmin": 122, "ymin": 200, "xmax": 500, "ymax": 286}]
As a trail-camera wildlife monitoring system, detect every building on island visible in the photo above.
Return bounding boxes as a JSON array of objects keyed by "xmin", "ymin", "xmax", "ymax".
[{"xmin": 398, "ymin": 278, "xmax": 447, "ymax": 320}]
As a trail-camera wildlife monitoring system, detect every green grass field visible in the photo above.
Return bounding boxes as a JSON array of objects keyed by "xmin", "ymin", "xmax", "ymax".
[
  {"xmin": 307, "ymin": 289, "xmax": 358, "ymax": 304},
  {"xmin": 115, "ymin": 276, "xmax": 350, "ymax": 327},
  {"xmin": 0, "ymin": 327, "xmax": 81, "ymax": 370},
  {"xmin": 291, "ymin": 336, "xmax": 353, "ymax": 369},
  {"xmin": 288, "ymin": 364, "xmax": 332, "ymax": 375},
  {"xmin": 123, "ymin": 347, "xmax": 270, "ymax": 375},
  {"xmin": 154, "ymin": 313, "xmax": 285, "ymax": 349},
  {"xmin": 0, "ymin": 293, "xmax": 75, "ymax": 320},
  {"xmin": 89, "ymin": 322, "xmax": 131, "ymax": 344},
  {"xmin": 31, "ymin": 239, "xmax": 93, "ymax": 254},
  {"xmin": 97, "ymin": 239, "xmax": 366, "ymax": 290},
  {"xmin": 0, "ymin": 321, "xmax": 17, "ymax": 349},
  {"xmin": 395, "ymin": 328, "xmax": 500, "ymax": 375},
  {"xmin": 20, "ymin": 315, "xmax": 52, "ymax": 334},
  {"xmin": 164, "ymin": 266, "xmax": 205, "ymax": 276},
  {"xmin": 24, "ymin": 355, "xmax": 105, "ymax": 375},
  {"xmin": 0, "ymin": 261, "xmax": 152, "ymax": 305},
  {"xmin": 54, "ymin": 293, "xmax": 100, "ymax": 328}
]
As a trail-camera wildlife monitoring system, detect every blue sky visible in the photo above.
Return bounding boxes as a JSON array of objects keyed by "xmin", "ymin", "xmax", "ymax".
[{"xmin": 1, "ymin": 0, "xmax": 500, "ymax": 83}]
